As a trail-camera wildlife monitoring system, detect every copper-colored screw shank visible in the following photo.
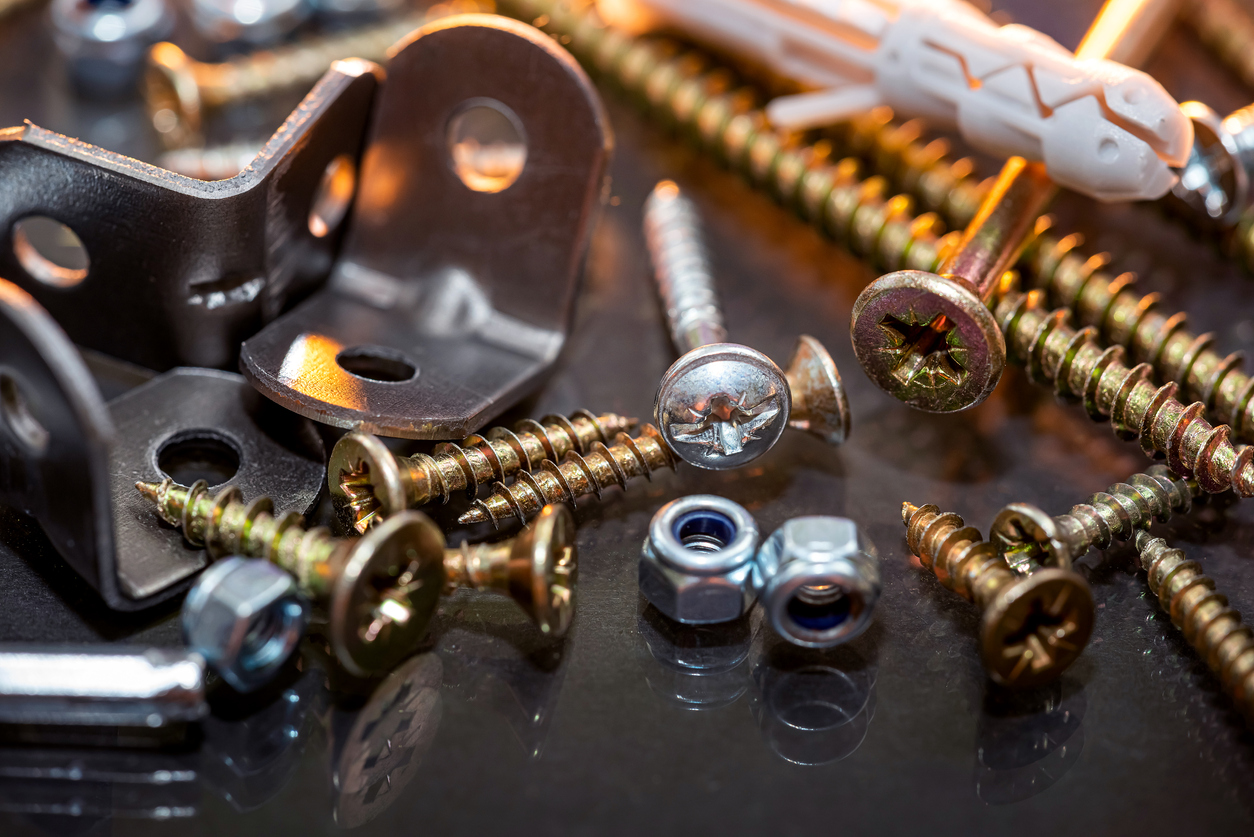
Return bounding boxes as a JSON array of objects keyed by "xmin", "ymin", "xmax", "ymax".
[
  {"xmin": 1133, "ymin": 530, "xmax": 1254, "ymax": 724},
  {"xmin": 329, "ymin": 410, "xmax": 637, "ymax": 533},
  {"xmin": 902, "ymin": 502, "xmax": 1095, "ymax": 688},
  {"xmin": 145, "ymin": 0, "xmax": 489, "ymax": 148},
  {"xmin": 990, "ymin": 464, "xmax": 1200, "ymax": 572},
  {"xmin": 459, "ymin": 424, "xmax": 677, "ymax": 528},
  {"xmin": 137, "ymin": 478, "xmax": 576, "ymax": 674}
]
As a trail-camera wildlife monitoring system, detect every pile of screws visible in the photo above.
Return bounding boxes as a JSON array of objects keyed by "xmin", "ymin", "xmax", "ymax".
[{"xmin": 5, "ymin": 0, "xmax": 1254, "ymax": 763}]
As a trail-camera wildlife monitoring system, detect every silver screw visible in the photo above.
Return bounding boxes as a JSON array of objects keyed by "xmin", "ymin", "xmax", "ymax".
[
  {"xmin": 644, "ymin": 180, "xmax": 850, "ymax": 470},
  {"xmin": 1172, "ymin": 99, "xmax": 1254, "ymax": 226}
]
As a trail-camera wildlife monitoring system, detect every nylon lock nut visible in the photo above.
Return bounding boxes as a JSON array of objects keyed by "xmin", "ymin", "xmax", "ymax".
[
  {"xmin": 639, "ymin": 495, "xmax": 760, "ymax": 625},
  {"xmin": 753, "ymin": 517, "xmax": 880, "ymax": 648}
]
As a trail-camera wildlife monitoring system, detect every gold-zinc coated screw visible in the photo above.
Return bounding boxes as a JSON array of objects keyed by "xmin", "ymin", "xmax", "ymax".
[
  {"xmin": 459, "ymin": 424, "xmax": 677, "ymax": 528},
  {"xmin": 329, "ymin": 410, "xmax": 637, "ymax": 533},
  {"xmin": 1132, "ymin": 529, "xmax": 1254, "ymax": 724},
  {"xmin": 901, "ymin": 502, "xmax": 1095, "ymax": 688},
  {"xmin": 1024, "ymin": 231, "xmax": 1254, "ymax": 443},
  {"xmin": 137, "ymin": 478, "xmax": 576, "ymax": 675},
  {"xmin": 995, "ymin": 282, "xmax": 1254, "ymax": 496},
  {"xmin": 145, "ymin": 0, "xmax": 491, "ymax": 148},
  {"xmin": 989, "ymin": 464, "xmax": 1200, "ymax": 573},
  {"xmin": 1182, "ymin": 0, "xmax": 1254, "ymax": 91}
]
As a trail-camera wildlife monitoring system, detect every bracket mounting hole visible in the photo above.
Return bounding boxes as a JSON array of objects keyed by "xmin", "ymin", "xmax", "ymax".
[
  {"xmin": 447, "ymin": 98, "xmax": 527, "ymax": 193},
  {"xmin": 336, "ymin": 347, "xmax": 418, "ymax": 383},
  {"xmin": 12, "ymin": 216, "xmax": 90, "ymax": 288},
  {"xmin": 0, "ymin": 373, "xmax": 50, "ymax": 455},
  {"xmin": 309, "ymin": 154, "xmax": 357, "ymax": 238},
  {"xmin": 158, "ymin": 432, "xmax": 242, "ymax": 487}
]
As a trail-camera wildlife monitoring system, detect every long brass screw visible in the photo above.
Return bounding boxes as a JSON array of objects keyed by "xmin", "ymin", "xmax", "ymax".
[
  {"xmin": 1132, "ymin": 529, "xmax": 1254, "ymax": 723},
  {"xmin": 137, "ymin": 478, "xmax": 576, "ymax": 674},
  {"xmin": 145, "ymin": 0, "xmax": 490, "ymax": 148},
  {"xmin": 1182, "ymin": 0, "xmax": 1254, "ymax": 92},
  {"xmin": 996, "ymin": 284, "xmax": 1254, "ymax": 495},
  {"xmin": 901, "ymin": 502, "xmax": 1095, "ymax": 688},
  {"xmin": 497, "ymin": 0, "xmax": 960, "ymax": 274},
  {"xmin": 459, "ymin": 424, "xmax": 677, "ymax": 528},
  {"xmin": 328, "ymin": 410, "xmax": 637, "ymax": 533},
  {"xmin": 989, "ymin": 464, "xmax": 1201, "ymax": 573}
]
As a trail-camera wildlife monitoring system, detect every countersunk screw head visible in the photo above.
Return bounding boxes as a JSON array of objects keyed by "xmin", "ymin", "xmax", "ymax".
[
  {"xmin": 511, "ymin": 504, "xmax": 578, "ymax": 637},
  {"xmin": 850, "ymin": 269, "xmax": 1006, "ymax": 413},
  {"xmin": 784, "ymin": 334, "xmax": 850, "ymax": 445},
  {"xmin": 654, "ymin": 343, "xmax": 792, "ymax": 470},
  {"xmin": 989, "ymin": 503, "xmax": 1075, "ymax": 574},
  {"xmin": 980, "ymin": 568, "xmax": 1094, "ymax": 689},
  {"xmin": 329, "ymin": 431, "xmax": 406, "ymax": 534},
  {"xmin": 330, "ymin": 511, "xmax": 446, "ymax": 677}
]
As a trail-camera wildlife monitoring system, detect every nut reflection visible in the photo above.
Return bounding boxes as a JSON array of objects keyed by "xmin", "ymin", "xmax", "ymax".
[
  {"xmin": 748, "ymin": 639, "xmax": 877, "ymax": 766},
  {"xmin": 330, "ymin": 653, "xmax": 443, "ymax": 829},
  {"xmin": 636, "ymin": 605, "xmax": 754, "ymax": 710},
  {"xmin": 974, "ymin": 680, "xmax": 1085, "ymax": 805}
]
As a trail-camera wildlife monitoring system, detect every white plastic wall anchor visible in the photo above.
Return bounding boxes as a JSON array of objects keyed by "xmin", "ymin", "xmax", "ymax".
[{"xmin": 597, "ymin": 0, "xmax": 1192, "ymax": 202}]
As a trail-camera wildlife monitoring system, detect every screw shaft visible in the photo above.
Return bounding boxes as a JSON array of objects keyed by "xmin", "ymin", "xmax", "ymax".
[
  {"xmin": 1134, "ymin": 529, "xmax": 1254, "ymax": 722},
  {"xmin": 902, "ymin": 502, "xmax": 1013, "ymax": 610},
  {"xmin": 1047, "ymin": 465, "xmax": 1199, "ymax": 558},
  {"xmin": 460, "ymin": 425, "xmax": 676, "ymax": 527},
  {"xmin": 139, "ymin": 479, "xmax": 345, "ymax": 599},
  {"xmin": 995, "ymin": 286, "xmax": 1254, "ymax": 495},
  {"xmin": 644, "ymin": 180, "xmax": 727, "ymax": 352}
]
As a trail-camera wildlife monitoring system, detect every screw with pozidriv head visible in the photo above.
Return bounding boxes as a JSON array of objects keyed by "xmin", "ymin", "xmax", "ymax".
[
  {"xmin": 901, "ymin": 502, "xmax": 1094, "ymax": 689},
  {"xmin": 645, "ymin": 180, "xmax": 850, "ymax": 469},
  {"xmin": 329, "ymin": 410, "xmax": 637, "ymax": 533},
  {"xmin": 989, "ymin": 464, "xmax": 1201, "ymax": 574},
  {"xmin": 136, "ymin": 478, "xmax": 577, "ymax": 675}
]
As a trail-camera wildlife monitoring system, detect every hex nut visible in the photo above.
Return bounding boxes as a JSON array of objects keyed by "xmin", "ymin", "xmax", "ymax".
[
  {"xmin": 639, "ymin": 495, "xmax": 760, "ymax": 624},
  {"xmin": 754, "ymin": 517, "xmax": 880, "ymax": 648},
  {"xmin": 183, "ymin": 557, "xmax": 310, "ymax": 693}
]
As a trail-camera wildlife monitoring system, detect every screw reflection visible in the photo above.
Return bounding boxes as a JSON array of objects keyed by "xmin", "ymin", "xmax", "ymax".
[{"xmin": 974, "ymin": 679, "xmax": 1086, "ymax": 805}]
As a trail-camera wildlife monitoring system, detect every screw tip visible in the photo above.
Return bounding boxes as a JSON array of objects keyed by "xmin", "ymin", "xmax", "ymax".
[
  {"xmin": 901, "ymin": 502, "xmax": 920, "ymax": 524},
  {"xmin": 457, "ymin": 504, "xmax": 491, "ymax": 526},
  {"xmin": 136, "ymin": 481, "xmax": 162, "ymax": 502}
]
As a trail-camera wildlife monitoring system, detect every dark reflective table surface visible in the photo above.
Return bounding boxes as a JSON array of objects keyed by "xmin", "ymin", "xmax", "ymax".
[{"xmin": 4, "ymin": 0, "xmax": 1254, "ymax": 833}]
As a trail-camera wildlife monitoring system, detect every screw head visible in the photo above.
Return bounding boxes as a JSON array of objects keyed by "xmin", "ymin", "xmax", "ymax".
[
  {"xmin": 329, "ymin": 511, "xmax": 446, "ymax": 677},
  {"xmin": 654, "ymin": 343, "xmax": 792, "ymax": 470},
  {"xmin": 980, "ymin": 568, "xmax": 1094, "ymax": 689},
  {"xmin": 514, "ymin": 504, "xmax": 578, "ymax": 637},
  {"xmin": 784, "ymin": 334, "xmax": 850, "ymax": 445},
  {"xmin": 1170, "ymin": 101, "xmax": 1247, "ymax": 226},
  {"xmin": 850, "ymin": 269, "xmax": 1006, "ymax": 413},
  {"xmin": 329, "ymin": 431, "xmax": 406, "ymax": 534},
  {"xmin": 989, "ymin": 503, "xmax": 1075, "ymax": 574}
]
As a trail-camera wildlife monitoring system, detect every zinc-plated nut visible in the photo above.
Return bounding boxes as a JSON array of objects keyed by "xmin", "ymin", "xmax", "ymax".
[
  {"xmin": 753, "ymin": 517, "xmax": 880, "ymax": 648},
  {"xmin": 639, "ymin": 495, "xmax": 760, "ymax": 625},
  {"xmin": 182, "ymin": 557, "xmax": 310, "ymax": 694},
  {"xmin": 51, "ymin": 0, "xmax": 174, "ymax": 99}
]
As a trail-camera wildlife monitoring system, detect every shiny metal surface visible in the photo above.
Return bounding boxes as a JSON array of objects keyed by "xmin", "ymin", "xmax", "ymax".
[
  {"xmin": 240, "ymin": 14, "xmax": 612, "ymax": 439},
  {"xmin": 3, "ymin": 0, "xmax": 1254, "ymax": 832},
  {"xmin": 0, "ymin": 646, "xmax": 206, "ymax": 726},
  {"xmin": 640, "ymin": 494, "xmax": 760, "ymax": 625},
  {"xmin": 49, "ymin": 0, "xmax": 173, "ymax": 98},
  {"xmin": 181, "ymin": 557, "xmax": 310, "ymax": 693},
  {"xmin": 754, "ymin": 517, "xmax": 881, "ymax": 649}
]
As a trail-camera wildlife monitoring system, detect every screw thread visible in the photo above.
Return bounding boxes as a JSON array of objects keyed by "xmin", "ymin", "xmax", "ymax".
[
  {"xmin": 901, "ymin": 502, "xmax": 1013, "ymax": 611},
  {"xmin": 995, "ymin": 286, "xmax": 1254, "ymax": 495},
  {"xmin": 460, "ymin": 425, "xmax": 677, "ymax": 527},
  {"xmin": 644, "ymin": 180, "xmax": 727, "ymax": 352},
  {"xmin": 1052, "ymin": 465, "xmax": 1200, "ymax": 557},
  {"xmin": 1133, "ymin": 529, "xmax": 1254, "ymax": 721},
  {"xmin": 500, "ymin": 0, "xmax": 959, "ymax": 273},
  {"xmin": 338, "ymin": 410, "xmax": 637, "ymax": 532},
  {"xmin": 138, "ymin": 479, "xmax": 345, "ymax": 600}
]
